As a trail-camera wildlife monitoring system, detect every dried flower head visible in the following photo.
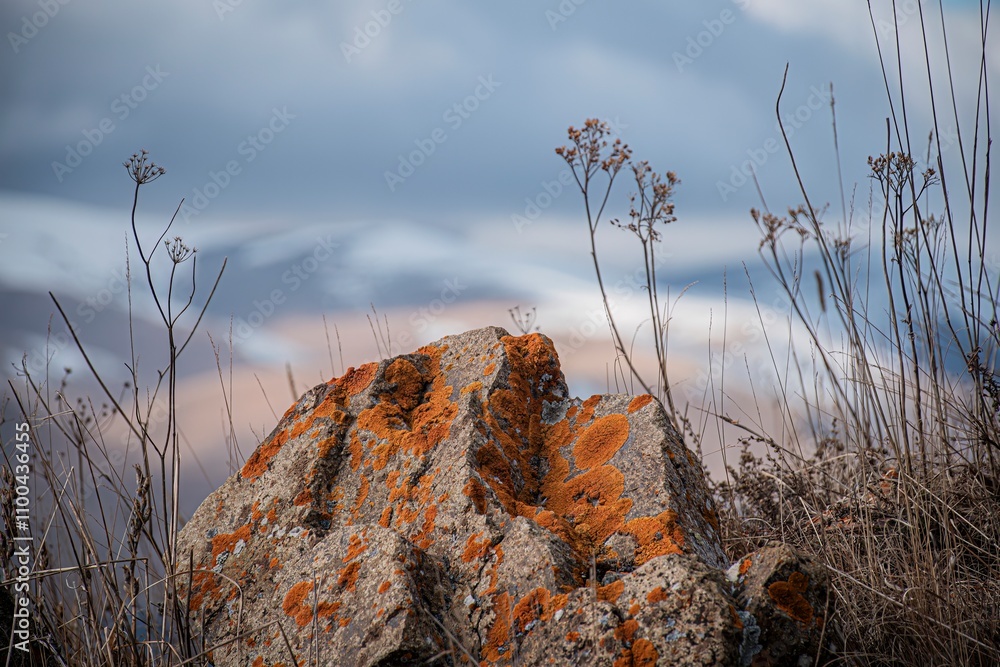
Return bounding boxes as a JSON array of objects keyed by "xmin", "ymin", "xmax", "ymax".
[
  {"xmin": 556, "ymin": 118, "xmax": 632, "ymax": 181},
  {"xmin": 124, "ymin": 149, "xmax": 166, "ymax": 185},
  {"xmin": 165, "ymin": 236, "xmax": 196, "ymax": 263}
]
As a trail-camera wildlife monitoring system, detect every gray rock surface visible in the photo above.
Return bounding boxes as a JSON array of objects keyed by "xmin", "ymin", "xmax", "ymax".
[{"xmin": 177, "ymin": 327, "xmax": 826, "ymax": 666}]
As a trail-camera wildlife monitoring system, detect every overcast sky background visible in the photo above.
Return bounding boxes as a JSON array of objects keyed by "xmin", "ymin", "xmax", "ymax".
[{"xmin": 1, "ymin": 0, "xmax": 996, "ymax": 508}]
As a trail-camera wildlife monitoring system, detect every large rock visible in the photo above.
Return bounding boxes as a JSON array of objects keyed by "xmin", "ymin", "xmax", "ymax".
[{"xmin": 176, "ymin": 327, "xmax": 786, "ymax": 665}]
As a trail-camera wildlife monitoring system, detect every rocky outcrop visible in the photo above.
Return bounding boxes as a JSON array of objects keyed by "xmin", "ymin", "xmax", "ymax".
[{"xmin": 177, "ymin": 327, "xmax": 829, "ymax": 666}]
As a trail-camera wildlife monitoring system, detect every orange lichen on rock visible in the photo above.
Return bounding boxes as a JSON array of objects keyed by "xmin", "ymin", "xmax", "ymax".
[
  {"xmin": 630, "ymin": 639, "xmax": 659, "ymax": 666},
  {"xmin": 344, "ymin": 532, "xmax": 366, "ymax": 562},
  {"xmin": 627, "ymin": 394, "xmax": 654, "ymax": 414},
  {"xmin": 211, "ymin": 524, "xmax": 251, "ymax": 565},
  {"xmin": 332, "ymin": 363, "xmax": 378, "ymax": 396},
  {"xmin": 411, "ymin": 503, "xmax": 437, "ymax": 549},
  {"xmin": 355, "ymin": 352, "xmax": 458, "ymax": 472},
  {"xmin": 338, "ymin": 562, "xmax": 361, "ymax": 591},
  {"xmin": 646, "ymin": 586, "xmax": 668, "ymax": 604},
  {"xmin": 511, "ymin": 587, "xmax": 551, "ymax": 632},
  {"xmin": 572, "ymin": 414, "xmax": 629, "ymax": 470},
  {"xmin": 614, "ymin": 618, "xmax": 639, "ymax": 644},
  {"xmin": 349, "ymin": 476, "xmax": 370, "ymax": 517},
  {"xmin": 768, "ymin": 571, "xmax": 813, "ymax": 625},
  {"xmin": 282, "ymin": 581, "xmax": 342, "ymax": 628},
  {"xmin": 462, "ymin": 532, "xmax": 492, "ymax": 563},
  {"xmin": 739, "ymin": 556, "xmax": 753, "ymax": 576},
  {"xmin": 546, "ymin": 465, "xmax": 632, "ymax": 549},
  {"xmin": 483, "ymin": 362, "xmax": 496, "ymax": 376},
  {"xmin": 612, "ymin": 619, "xmax": 658, "ymax": 667},
  {"xmin": 292, "ymin": 487, "xmax": 312, "ymax": 507},
  {"xmin": 597, "ymin": 580, "xmax": 624, "ymax": 603},
  {"xmin": 241, "ymin": 427, "xmax": 290, "ymax": 481},
  {"xmin": 624, "ymin": 510, "xmax": 685, "ymax": 565},
  {"xmin": 377, "ymin": 580, "xmax": 391, "ymax": 594},
  {"xmin": 282, "ymin": 581, "xmax": 314, "ymax": 627},
  {"xmin": 461, "ymin": 381, "xmax": 483, "ymax": 395},
  {"xmin": 481, "ymin": 592, "xmax": 511, "ymax": 662}
]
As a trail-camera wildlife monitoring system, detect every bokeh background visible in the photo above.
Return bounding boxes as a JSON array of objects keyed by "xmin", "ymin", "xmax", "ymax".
[{"xmin": 1, "ymin": 0, "xmax": 996, "ymax": 513}]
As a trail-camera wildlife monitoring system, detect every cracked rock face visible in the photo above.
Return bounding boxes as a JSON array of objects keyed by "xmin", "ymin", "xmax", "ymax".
[{"xmin": 177, "ymin": 327, "xmax": 807, "ymax": 666}]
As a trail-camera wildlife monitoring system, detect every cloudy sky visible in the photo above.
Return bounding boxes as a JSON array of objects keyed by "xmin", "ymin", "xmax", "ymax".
[{"xmin": 1, "ymin": 0, "xmax": 995, "ymax": 506}]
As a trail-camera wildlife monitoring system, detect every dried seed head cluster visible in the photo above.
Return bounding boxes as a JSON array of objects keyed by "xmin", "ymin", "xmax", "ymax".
[
  {"xmin": 556, "ymin": 118, "xmax": 632, "ymax": 179},
  {"xmin": 124, "ymin": 149, "xmax": 166, "ymax": 185},
  {"xmin": 751, "ymin": 205, "xmax": 813, "ymax": 249},
  {"xmin": 868, "ymin": 151, "xmax": 938, "ymax": 193},
  {"xmin": 612, "ymin": 161, "xmax": 680, "ymax": 242},
  {"xmin": 165, "ymin": 236, "xmax": 196, "ymax": 264}
]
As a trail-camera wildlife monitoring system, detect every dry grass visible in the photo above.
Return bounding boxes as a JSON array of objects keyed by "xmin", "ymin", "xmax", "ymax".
[
  {"xmin": 2, "ymin": 4, "xmax": 996, "ymax": 667},
  {"xmin": 1, "ymin": 151, "xmax": 225, "ymax": 666},
  {"xmin": 554, "ymin": 4, "xmax": 998, "ymax": 665}
]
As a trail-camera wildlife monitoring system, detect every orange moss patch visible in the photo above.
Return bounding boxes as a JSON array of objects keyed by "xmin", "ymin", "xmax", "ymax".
[
  {"xmin": 598, "ymin": 580, "xmax": 624, "ymax": 603},
  {"xmin": 768, "ymin": 571, "xmax": 813, "ymax": 625},
  {"xmin": 572, "ymin": 414, "xmax": 629, "ymax": 470},
  {"xmin": 627, "ymin": 394, "xmax": 654, "ymax": 413},
  {"xmin": 646, "ymin": 586, "xmax": 668, "ymax": 604}
]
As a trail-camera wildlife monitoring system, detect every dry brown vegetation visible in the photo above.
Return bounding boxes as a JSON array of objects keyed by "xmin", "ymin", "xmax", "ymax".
[{"xmin": 2, "ymin": 4, "xmax": 997, "ymax": 667}]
